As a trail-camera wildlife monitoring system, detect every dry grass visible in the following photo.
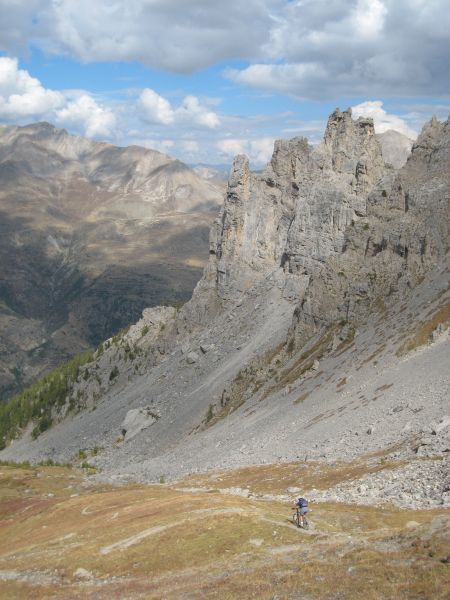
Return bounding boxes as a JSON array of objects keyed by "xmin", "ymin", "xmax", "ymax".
[
  {"xmin": 397, "ymin": 300, "xmax": 450, "ymax": 356},
  {"xmin": 336, "ymin": 376, "xmax": 347, "ymax": 389},
  {"xmin": 180, "ymin": 456, "xmax": 408, "ymax": 496},
  {"xmin": 294, "ymin": 390, "xmax": 311, "ymax": 404},
  {"xmin": 0, "ymin": 462, "xmax": 449, "ymax": 599},
  {"xmin": 263, "ymin": 328, "xmax": 336, "ymax": 400},
  {"xmin": 375, "ymin": 383, "xmax": 394, "ymax": 393}
]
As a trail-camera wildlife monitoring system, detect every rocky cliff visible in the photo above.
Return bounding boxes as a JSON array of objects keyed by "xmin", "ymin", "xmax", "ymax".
[
  {"xmin": 1, "ymin": 109, "xmax": 449, "ymax": 509},
  {"xmin": 0, "ymin": 123, "xmax": 223, "ymax": 398}
]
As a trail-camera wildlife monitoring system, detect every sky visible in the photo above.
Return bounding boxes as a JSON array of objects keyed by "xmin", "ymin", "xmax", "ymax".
[{"xmin": 0, "ymin": 0, "xmax": 449, "ymax": 167}]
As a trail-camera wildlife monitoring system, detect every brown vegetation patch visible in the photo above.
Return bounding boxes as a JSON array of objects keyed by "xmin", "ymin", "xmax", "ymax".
[
  {"xmin": 357, "ymin": 343, "xmax": 387, "ymax": 369},
  {"xmin": 182, "ymin": 456, "xmax": 407, "ymax": 497},
  {"xmin": 375, "ymin": 383, "xmax": 394, "ymax": 393},
  {"xmin": 1, "ymin": 463, "xmax": 449, "ymax": 598},
  {"xmin": 265, "ymin": 328, "xmax": 335, "ymax": 398},
  {"xmin": 397, "ymin": 300, "xmax": 450, "ymax": 355},
  {"xmin": 293, "ymin": 390, "xmax": 311, "ymax": 404}
]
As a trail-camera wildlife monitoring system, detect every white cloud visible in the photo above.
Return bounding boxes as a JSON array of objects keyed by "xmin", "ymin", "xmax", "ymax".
[
  {"xmin": 177, "ymin": 96, "xmax": 220, "ymax": 129},
  {"xmin": 227, "ymin": 0, "xmax": 450, "ymax": 99},
  {"xmin": 136, "ymin": 138, "xmax": 175, "ymax": 155},
  {"xmin": 0, "ymin": 1, "xmax": 448, "ymax": 99},
  {"xmin": 217, "ymin": 137, "xmax": 274, "ymax": 166},
  {"xmin": 351, "ymin": 0, "xmax": 387, "ymax": 40},
  {"xmin": 182, "ymin": 140, "xmax": 200, "ymax": 154},
  {"xmin": 0, "ymin": 0, "xmax": 47, "ymax": 53},
  {"xmin": 139, "ymin": 89, "xmax": 175, "ymax": 125},
  {"xmin": 0, "ymin": 57, "xmax": 116, "ymax": 139},
  {"xmin": 0, "ymin": 57, "xmax": 64, "ymax": 119},
  {"xmin": 8, "ymin": 0, "xmax": 278, "ymax": 74},
  {"xmin": 351, "ymin": 101, "xmax": 417, "ymax": 138},
  {"xmin": 55, "ymin": 94, "xmax": 116, "ymax": 138},
  {"xmin": 217, "ymin": 138, "xmax": 247, "ymax": 157},
  {"xmin": 138, "ymin": 88, "xmax": 219, "ymax": 129}
]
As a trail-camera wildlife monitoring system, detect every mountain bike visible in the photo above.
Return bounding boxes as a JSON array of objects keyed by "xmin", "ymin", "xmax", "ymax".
[{"xmin": 291, "ymin": 507, "xmax": 309, "ymax": 529}]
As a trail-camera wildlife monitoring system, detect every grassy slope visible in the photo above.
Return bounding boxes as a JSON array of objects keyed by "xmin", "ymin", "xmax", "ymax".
[{"xmin": 0, "ymin": 463, "xmax": 448, "ymax": 599}]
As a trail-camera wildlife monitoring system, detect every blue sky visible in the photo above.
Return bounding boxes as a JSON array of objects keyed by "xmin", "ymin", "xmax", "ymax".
[{"xmin": 0, "ymin": 0, "xmax": 449, "ymax": 167}]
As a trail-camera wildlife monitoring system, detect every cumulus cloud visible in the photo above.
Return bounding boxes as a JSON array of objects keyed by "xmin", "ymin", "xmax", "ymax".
[
  {"xmin": 0, "ymin": 57, "xmax": 64, "ymax": 119},
  {"xmin": 228, "ymin": 0, "xmax": 450, "ymax": 99},
  {"xmin": 177, "ymin": 96, "xmax": 220, "ymax": 128},
  {"xmin": 0, "ymin": 0, "xmax": 47, "ymax": 54},
  {"xmin": 217, "ymin": 137, "xmax": 275, "ymax": 166},
  {"xmin": 351, "ymin": 101, "xmax": 417, "ymax": 138},
  {"xmin": 0, "ymin": 57, "xmax": 116, "ymax": 138},
  {"xmin": 55, "ymin": 94, "xmax": 116, "ymax": 138},
  {"xmin": 139, "ymin": 89, "xmax": 175, "ymax": 126},
  {"xmin": 1, "ymin": 0, "xmax": 278, "ymax": 73},
  {"xmin": 139, "ymin": 88, "xmax": 219, "ymax": 129},
  {"xmin": 1, "ymin": 1, "xmax": 447, "ymax": 99}
]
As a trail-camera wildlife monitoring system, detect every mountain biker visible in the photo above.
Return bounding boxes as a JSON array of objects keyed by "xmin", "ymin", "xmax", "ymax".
[{"xmin": 294, "ymin": 496, "xmax": 309, "ymax": 527}]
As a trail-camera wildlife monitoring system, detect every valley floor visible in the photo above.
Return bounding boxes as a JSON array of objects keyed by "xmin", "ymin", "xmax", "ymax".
[{"xmin": 0, "ymin": 461, "xmax": 448, "ymax": 599}]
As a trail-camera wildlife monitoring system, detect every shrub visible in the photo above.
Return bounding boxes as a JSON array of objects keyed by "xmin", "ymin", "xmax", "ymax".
[
  {"xmin": 109, "ymin": 366, "xmax": 119, "ymax": 381},
  {"xmin": 205, "ymin": 404, "xmax": 214, "ymax": 423}
]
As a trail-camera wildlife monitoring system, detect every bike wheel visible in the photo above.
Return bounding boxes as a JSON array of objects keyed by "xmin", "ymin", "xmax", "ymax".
[{"xmin": 302, "ymin": 517, "xmax": 309, "ymax": 530}]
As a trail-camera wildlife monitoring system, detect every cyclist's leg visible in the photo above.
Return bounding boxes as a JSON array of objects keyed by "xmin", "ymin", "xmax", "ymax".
[{"xmin": 300, "ymin": 507, "xmax": 308, "ymax": 527}]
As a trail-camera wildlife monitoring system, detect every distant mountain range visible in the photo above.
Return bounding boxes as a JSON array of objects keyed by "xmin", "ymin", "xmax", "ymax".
[{"xmin": 0, "ymin": 122, "xmax": 223, "ymax": 399}]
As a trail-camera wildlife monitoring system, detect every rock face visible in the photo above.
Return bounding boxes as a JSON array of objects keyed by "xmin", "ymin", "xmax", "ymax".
[
  {"xmin": 197, "ymin": 109, "xmax": 385, "ymax": 304},
  {"xmin": 0, "ymin": 123, "xmax": 223, "ymax": 399},
  {"xmin": 2, "ymin": 110, "xmax": 449, "ymax": 510},
  {"xmin": 186, "ymin": 107, "xmax": 446, "ymax": 344}
]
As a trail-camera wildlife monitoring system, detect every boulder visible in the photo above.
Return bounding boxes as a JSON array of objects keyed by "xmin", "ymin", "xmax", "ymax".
[
  {"xmin": 73, "ymin": 568, "xmax": 93, "ymax": 580},
  {"xmin": 200, "ymin": 344, "xmax": 214, "ymax": 354},
  {"xmin": 121, "ymin": 407, "xmax": 158, "ymax": 441},
  {"xmin": 186, "ymin": 351, "xmax": 199, "ymax": 364},
  {"xmin": 431, "ymin": 415, "xmax": 450, "ymax": 435}
]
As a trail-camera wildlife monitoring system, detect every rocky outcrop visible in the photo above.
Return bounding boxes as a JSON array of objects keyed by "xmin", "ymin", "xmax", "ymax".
[{"xmin": 185, "ymin": 109, "xmax": 448, "ymax": 353}]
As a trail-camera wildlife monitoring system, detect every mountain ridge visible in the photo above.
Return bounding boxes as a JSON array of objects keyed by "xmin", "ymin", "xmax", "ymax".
[{"xmin": 0, "ymin": 122, "xmax": 223, "ymax": 399}]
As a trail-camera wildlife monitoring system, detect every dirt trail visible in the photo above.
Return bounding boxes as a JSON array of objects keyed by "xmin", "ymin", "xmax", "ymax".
[{"xmin": 100, "ymin": 506, "xmax": 251, "ymax": 555}]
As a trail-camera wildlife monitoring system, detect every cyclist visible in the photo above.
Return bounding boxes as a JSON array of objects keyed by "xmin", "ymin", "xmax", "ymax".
[{"xmin": 294, "ymin": 496, "xmax": 309, "ymax": 527}]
